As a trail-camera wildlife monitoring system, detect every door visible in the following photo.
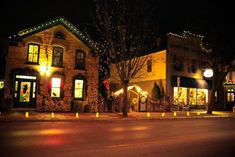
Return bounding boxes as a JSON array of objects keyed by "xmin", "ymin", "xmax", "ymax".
[
  {"xmin": 13, "ymin": 75, "xmax": 37, "ymax": 108},
  {"xmin": 139, "ymin": 96, "xmax": 147, "ymax": 112}
]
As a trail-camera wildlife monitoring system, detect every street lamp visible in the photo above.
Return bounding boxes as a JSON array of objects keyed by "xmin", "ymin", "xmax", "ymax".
[{"xmin": 203, "ymin": 69, "xmax": 213, "ymax": 78}]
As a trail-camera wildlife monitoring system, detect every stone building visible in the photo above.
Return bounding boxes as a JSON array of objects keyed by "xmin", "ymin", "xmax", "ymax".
[
  {"xmin": 4, "ymin": 17, "xmax": 99, "ymax": 112},
  {"xmin": 110, "ymin": 31, "xmax": 212, "ymax": 111}
]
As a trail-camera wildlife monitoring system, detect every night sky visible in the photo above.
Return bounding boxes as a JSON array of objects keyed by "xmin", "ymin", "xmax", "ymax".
[{"xmin": 0, "ymin": 0, "xmax": 234, "ymax": 39}]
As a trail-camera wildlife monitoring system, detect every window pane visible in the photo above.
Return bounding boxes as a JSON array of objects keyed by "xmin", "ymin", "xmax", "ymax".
[
  {"xmin": 189, "ymin": 88, "xmax": 196, "ymax": 105},
  {"xmin": 197, "ymin": 89, "xmax": 208, "ymax": 105},
  {"xmin": 75, "ymin": 89, "xmax": 83, "ymax": 98},
  {"xmin": 75, "ymin": 80, "xmax": 83, "ymax": 88},
  {"xmin": 28, "ymin": 44, "xmax": 39, "ymax": 63},
  {"xmin": 51, "ymin": 88, "xmax": 60, "ymax": 97},
  {"xmin": 173, "ymin": 87, "xmax": 187, "ymax": 105},
  {"xmin": 19, "ymin": 82, "xmax": 31, "ymax": 102},
  {"xmin": 53, "ymin": 47, "xmax": 63, "ymax": 66},
  {"xmin": 76, "ymin": 51, "xmax": 85, "ymax": 69},
  {"xmin": 52, "ymin": 78, "xmax": 61, "ymax": 87},
  {"xmin": 28, "ymin": 54, "xmax": 33, "ymax": 62},
  {"xmin": 74, "ymin": 79, "xmax": 84, "ymax": 98}
]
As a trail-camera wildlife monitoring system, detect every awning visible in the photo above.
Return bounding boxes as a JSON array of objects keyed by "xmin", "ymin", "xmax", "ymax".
[{"xmin": 172, "ymin": 76, "xmax": 212, "ymax": 89}]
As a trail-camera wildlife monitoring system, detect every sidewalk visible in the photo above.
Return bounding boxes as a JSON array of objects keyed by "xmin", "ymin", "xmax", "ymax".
[{"xmin": 0, "ymin": 110, "xmax": 234, "ymax": 122}]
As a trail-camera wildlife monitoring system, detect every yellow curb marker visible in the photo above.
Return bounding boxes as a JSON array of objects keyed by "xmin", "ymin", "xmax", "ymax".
[
  {"xmin": 96, "ymin": 112, "xmax": 99, "ymax": 118},
  {"xmin": 76, "ymin": 112, "xmax": 79, "ymax": 118},
  {"xmin": 25, "ymin": 112, "xmax": 29, "ymax": 118},
  {"xmin": 147, "ymin": 112, "xmax": 151, "ymax": 118},
  {"xmin": 51, "ymin": 112, "xmax": 55, "ymax": 118}
]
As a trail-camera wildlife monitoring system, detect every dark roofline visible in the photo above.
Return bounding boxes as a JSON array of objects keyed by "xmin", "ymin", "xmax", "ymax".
[{"xmin": 10, "ymin": 17, "xmax": 100, "ymax": 55}]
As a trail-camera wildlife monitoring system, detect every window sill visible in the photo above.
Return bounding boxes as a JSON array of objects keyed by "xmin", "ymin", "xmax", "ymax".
[
  {"xmin": 51, "ymin": 65, "xmax": 64, "ymax": 68},
  {"xmin": 74, "ymin": 67, "xmax": 86, "ymax": 71},
  {"xmin": 25, "ymin": 62, "xmax": 39, "ymax": 65}
]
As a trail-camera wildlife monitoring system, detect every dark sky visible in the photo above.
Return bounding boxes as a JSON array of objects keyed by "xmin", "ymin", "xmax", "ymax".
[{"xmin": 0, "ymin": 0, "xmax": 234, "ymax": 39}]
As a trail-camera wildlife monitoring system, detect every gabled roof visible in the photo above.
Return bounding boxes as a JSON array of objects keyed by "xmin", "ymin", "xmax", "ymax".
[{"xmin": 10, "ymin": 17, "xmax": 100, "ymax": 54}]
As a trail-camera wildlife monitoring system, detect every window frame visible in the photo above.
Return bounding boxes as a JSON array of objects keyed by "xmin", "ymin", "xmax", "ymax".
[
  {"xmin": 73, "ymin": 76, "xmax": 86, "ymax": 100},
  {"xmin": 75, "ymin": 50, "xmax": 86, "ymax": 70},
  {"xmin": 52, "ymin": 46, "xmax": 64, "ymax": 67},
  {"xmin": 26, "ymin": 43, "xmax": 40, "ymax": 64},
  {"xmin": 50, "ymin": 77, "xmax": 62, "ymax": 98}
]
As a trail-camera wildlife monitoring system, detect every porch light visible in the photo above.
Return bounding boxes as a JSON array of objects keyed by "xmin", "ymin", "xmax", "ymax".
[
  {"xmin": 40, "ymin": 65, "xmax": 50, "ymax": 76},
  {"xmin": 203, "ymin": 69, "xmax": 213, "ymax": 78}
]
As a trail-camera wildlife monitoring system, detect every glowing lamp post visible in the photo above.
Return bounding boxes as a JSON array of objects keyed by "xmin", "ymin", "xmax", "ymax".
[{"xmin": 203, "ymin": 69, "xmax": 213, "ymax": 78}]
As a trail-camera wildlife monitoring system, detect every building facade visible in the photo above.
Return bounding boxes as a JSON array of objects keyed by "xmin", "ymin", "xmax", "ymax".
[
  {"xmin": 110, "ymin": 31, "xmax": 212, "ymax": 111},
  {"xmin": 224, "ymin": 71, "xmax": 235, "ymax": 110},
  {"xmin": 4, "ymin": 17, "xmax": 99, "ymax": 112}
]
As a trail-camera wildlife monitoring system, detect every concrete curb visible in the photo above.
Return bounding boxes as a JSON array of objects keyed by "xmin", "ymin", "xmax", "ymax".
[{"xmin": 0, "ymin": 115, "xmax": 233, "ymax": 122}]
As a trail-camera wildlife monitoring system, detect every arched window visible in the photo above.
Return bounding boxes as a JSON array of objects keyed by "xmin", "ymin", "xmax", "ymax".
[
  {"xmin": 54, "ymin": 31, "xmax": 65, "ymax": 39},
  {"xmin": 75, "ymin": 50, "xmax": 85, "ymax": 70}
]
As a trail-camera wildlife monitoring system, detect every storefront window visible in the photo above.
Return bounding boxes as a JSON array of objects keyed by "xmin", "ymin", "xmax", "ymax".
[
  {"xmin": 197, "ymin": 89, "xmax": 208, "ymax": 105},
  {"xmin": 227, "ymin": 89, "xmax": 234, "ymax": 102},
  {"xmin": 189, "ymin": 88, "xmax": 196, "ymax": 105},
  {"xmin": 173, "ymin": 87, "xmax": 187, "ymax": 105}
]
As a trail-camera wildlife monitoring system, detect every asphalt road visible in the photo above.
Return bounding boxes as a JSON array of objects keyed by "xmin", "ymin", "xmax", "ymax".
[{"xmin": 0, "ymin": 118, "xmax": 235, "ymax": 157}]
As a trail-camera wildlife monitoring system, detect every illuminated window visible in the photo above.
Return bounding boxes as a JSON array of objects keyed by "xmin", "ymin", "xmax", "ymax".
[
  {"xmin": 147, "ymin": 59, "xmax": 152, "ymax": 72},
  {"xmin": 0, "ymin": 81, "xmax": 4, "ymax": 89},
  {"xmin": 189, "ymin": 88, "xmax": 196, "ymax": 105},
  {"xmin": 51, "ymin": 78, "xmax": 61, "ymax": 98},
  {"xmin": 74, "ymin": 79, "xmax": 84, "ymax": 99},
  {"xmin": 27, "ymin": 44, "xmax": 39, "ymax": 63},
  {"xmin": 227, "ymin": 89, "xmax": 234, "ymax": 102},
  {"xmin": 173, "ymin": 87, "xmax": 187, "ymax": 106},
  {"xmin": 73, "ymin": 76, "xmax": 86, "ymax": 100},
  {"xmin": 197, "ymin": 89, "xmax": 208, "ymax": 105},
  {"xmin": 52, "ymin": 47, "xmax": 63, "ymax": 67},
  {"xmin": 75, "ymin": 50, "xmax": 85, "ymax": 70}
]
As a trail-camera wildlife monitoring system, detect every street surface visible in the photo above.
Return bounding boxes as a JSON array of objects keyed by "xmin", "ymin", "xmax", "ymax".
[{"xmin": 0, "ymin": 118, "xmax": 235, "ymax": 157}]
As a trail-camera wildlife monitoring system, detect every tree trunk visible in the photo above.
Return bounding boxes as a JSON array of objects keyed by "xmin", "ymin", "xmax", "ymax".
[
  {"xmin": 207, "ymin": 76, "xmax": 216, "ymax": 114},
  {"xmin": 207, "ymin": 89, "xmax": 215, "ymax": 114},
  {"xmin": 122, "ymin": 82, "xmax": 129, "ymax": 117}
]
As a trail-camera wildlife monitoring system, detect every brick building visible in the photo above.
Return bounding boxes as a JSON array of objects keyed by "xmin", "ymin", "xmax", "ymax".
[{"xmin": 4, "ymin": 17, "xmax": 99, "ymax": 112}]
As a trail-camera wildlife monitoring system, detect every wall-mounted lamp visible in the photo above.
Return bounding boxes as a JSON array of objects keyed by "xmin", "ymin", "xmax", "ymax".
[{"xmin": 203, "ymin": 69, "xmax": 213, "ymax": 78}]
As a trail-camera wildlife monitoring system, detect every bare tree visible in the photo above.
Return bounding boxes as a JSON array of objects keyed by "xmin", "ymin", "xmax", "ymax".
[
  {"xmin": 206, "ymin": 40, "xmax": 235, "ymax": 114},
  {"xmin": 94, "ymin": 0, "xmax": 158, "ymax": 116}
]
